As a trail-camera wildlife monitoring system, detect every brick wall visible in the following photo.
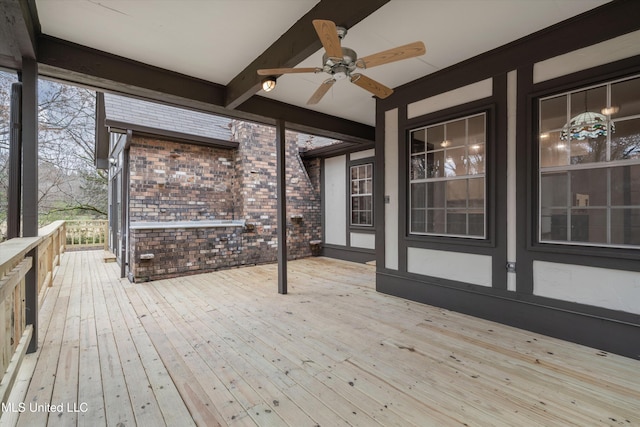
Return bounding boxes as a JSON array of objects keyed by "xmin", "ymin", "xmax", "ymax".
[
  {"xmin": 127, "ymin": 123, "xmax": 322, "ymax": 281},
  {"xmin": 129, "ymin": 138, "xmax": 236, "ymax": 222}
]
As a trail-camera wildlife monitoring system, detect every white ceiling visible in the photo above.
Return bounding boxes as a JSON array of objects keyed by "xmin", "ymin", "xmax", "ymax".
[{"xmin": 36, "ymin": 0, "xmax": 610, "ymax": 126}]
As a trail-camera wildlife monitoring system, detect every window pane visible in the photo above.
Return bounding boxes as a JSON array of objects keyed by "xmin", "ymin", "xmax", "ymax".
[
  {"xmin": 364, "ymin": 164, "xmax": 372, "ymax": 179},
  {"xmin": 427, "ymin": 181, "xmax": 445, "ymax": 209},
  {"xmin": 411, "ymin": 130, "xmax": 425, "ymax": 153},
  {"xmin": 359, "ymin": 180, "xmax": 367, "ymax": 194},
  {"xmin": 446, "ymin": 180, "xmax": 467, "ymax": 208},
  {"xmin": 611, "ymin": 165, "xmax": 640, "ymax": 206},
  {"xmin": 571, "ymin": 168, "xmax": 607, "ymax": 207},
  {"xmin": 611, "ymin": 118, "xmax": 640, "ymax": 161},
  {"xmin": 570, "ymin": 135, "xmax": 607, "ymax": 164},
  {"xmin": 468, "ymin": 143, "xmax": 485, "ymax": 175},
  {"xmin": 426, "ymin": 150, "xmax": 444, "ymax": 178},
  {"xmin": 411, "ymin": 209, "xmax": 426, "ymax": 233},
  {"xmin": 469, "ymin": 212, "xmax": 485, "ymax": 237},
  {"xmin": 363, "ymin": 196, "xmax": 372, "ymax": 211},
  {"xmin": 427, "ymin": 209, "xmax": 445, "ymax": 233},
  {"xmin": 411, "ymin": 183, "xmax": 426, "ymax": 209},
  {"xmin": 351, "ymin": 166, "xmax": 358, "ymax": 180},
  {"xmin": 352, "ymin": 211, "xmax": 358, "ymax": 224},
  {"xmin": 468, "ymin": 115, "xmax": 485, "ymax": 145},
  {"xmin": 445, "ymin": 119, "xmax": 466, "ymax": 148},
  {"xmin": 541, "ymin": 173, "xmax": 568, "ymax": 208},
  {"xmin": 411, "ymin": 155, "xmax": 425, "ymax": 180},
  {"xmin": 444, "ymin": 147, "xmax": 466, "ymax": 177},
  {"xmin": 540, "ymin": 95, "xmax": 567, "ymax": 132},
  {"xmin": 571, "ymin": 87, "xmax": 606, "ymax": 118},
  {"xmin": 447, "ymin": 211, "xmax": 467, "ymax": 235},
  {"xmin": 351, "ymin": 180, "xmax": 358, "ymax": 194},
  {"xmin": 426, "ymin": 125, "xmax": 445, "ymax": 149},
  {"xmin": 364, "ymin": 179, "xmax": 372, "ymax": 194},
  {"xmin": 541, "ymin": 208, "xmax": 568, "ymax": 241},
  {"xmin": 359, "ymin": 212, "xmax": 368, "ymax": 225},
  {"xmin": 611, "ymin": 77, "xmax": 640, "ymax": 118},
  {"xmin": 468, "ymin": 178, "xmax": 485, "ymax": 208},
  {"xmin": 611, "ymin": 208, "xmax": 640, "ymax": 245},
  {"xmin": 540, "ymin": 131, "xmax": 569, "ymax": 167},
  {"xmin": 352, "ymin": 196, "xmax": 360, "ymax": 211},
  {"xmin": 571, "ymin": 209, "xmax": 606, "ymax": 244}
]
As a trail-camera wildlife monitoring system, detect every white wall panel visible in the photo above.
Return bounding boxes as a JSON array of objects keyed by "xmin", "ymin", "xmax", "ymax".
[
  {"xmin": 407, "ymin": 248, "xmax": 493, "ymax": 287},
  {"xmin": 324, "ymin": 155, "xmax": 346, "ymax": 246},
  {"xmin": 533, "ymin": 30, "xmax": 640, "ymax": 83},
  {"xmin": 350, "ymin": 232, "xmax": 375, "ymax": 250},
  {"xmin": 534, "ymin": 261, "xmax": 640, "ymax": 315},
  {"xmin": 407, "ymin": 78, "xmax": 493, "ymax": 119},
  {"xmin": 507, "ymin": 70, "xmax": 517, "ymax": 292},
  {"xmin": 350, "ymin": 149, "xmax": 375, "ymax": 161}
]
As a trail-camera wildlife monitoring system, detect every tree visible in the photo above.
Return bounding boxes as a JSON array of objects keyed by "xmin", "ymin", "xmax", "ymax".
[{"xmin": 0, "ymin": 71, "xmax": 107, "ymax": 240}]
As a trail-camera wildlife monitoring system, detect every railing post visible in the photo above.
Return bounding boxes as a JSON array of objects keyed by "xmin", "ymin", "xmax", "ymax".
[{"xmin": 25, "ymin": 248, "xmax": 38, "ymax": 353}]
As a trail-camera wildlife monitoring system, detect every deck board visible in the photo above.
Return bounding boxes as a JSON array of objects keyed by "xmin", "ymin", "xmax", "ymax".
[{"xmin": 4, "ymin": 251, "xmax": 639, "ymax": 426}]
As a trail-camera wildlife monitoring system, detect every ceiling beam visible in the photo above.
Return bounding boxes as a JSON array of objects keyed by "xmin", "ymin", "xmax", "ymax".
[
  {"xmin": 224, "ymin": 0, "xmax": 390, "ymax": 110},
  {"xmin": 37, "ymin": 35, "xmax": 227, "ymax": 107},
  {"xmin": 0, "ymin": 0, "xmax": 39, "ymax": 69},
  {"xmin": 238, "ymin": 95, "xmax": 374, "ymax": 144},
  {"xmin": 36, "ymin": 35, "xmax": 374, "ymax": 143}
]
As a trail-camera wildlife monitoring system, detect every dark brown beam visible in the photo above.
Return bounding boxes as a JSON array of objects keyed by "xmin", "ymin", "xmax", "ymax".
[
  {"xmin": 37, "ymin": 35, "xmax": 226, "ymax": 107},
  {"xmin": 238, "ymin": 95, "xmax": 374, "ymax": 144},
  {"xmin": 37, "ymin": 35, "xmax": 374, "ymax": 143},
  {"xmin": 225, "ymin": 0, "xmax": 390, "ymax": 109},
  {"xmin": 0, "ymin": 0, "xmax": 39, "ymax": 68}
]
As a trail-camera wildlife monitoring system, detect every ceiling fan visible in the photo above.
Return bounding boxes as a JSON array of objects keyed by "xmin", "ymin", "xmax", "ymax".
[{"xmin": 257, "ymin": 19, "xmax": 426, "ymax": 105}]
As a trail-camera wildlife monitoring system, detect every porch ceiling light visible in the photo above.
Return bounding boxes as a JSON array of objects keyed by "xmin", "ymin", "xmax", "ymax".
[{"xmin": 262, "ymin": 76, "xmax": 277, "ymax": 92}]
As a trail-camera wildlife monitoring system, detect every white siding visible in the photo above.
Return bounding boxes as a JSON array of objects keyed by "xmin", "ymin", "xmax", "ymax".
[
  {"xmin": 534, "ymin": 261, "xmax": 640, "ymax": 315},
  {"xmin": 324, "ymin": 155, "xmax": 346, "ymax": 246},
  {"xmin": 408, "ymin": 248, "xmax": 493, "ymax": 287}
]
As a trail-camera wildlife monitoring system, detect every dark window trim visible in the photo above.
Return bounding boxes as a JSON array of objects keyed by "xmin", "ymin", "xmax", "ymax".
[
  {"xmin": 528, "ymin": 56, "xmax": 640, "ymax": 264},
  {"xmin": 403, "ymin": 100, "xmax": 497, "ymax": 248},
  {"xmin": 348, "ymin": 156, "xmax": 375, "ymax": 231}
]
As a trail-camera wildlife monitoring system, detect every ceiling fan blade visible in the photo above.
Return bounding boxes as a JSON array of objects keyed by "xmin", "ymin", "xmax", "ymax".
[
  {"xmin": 307, "ymin": 79, "xmax": 336, "ymax": 105},
  {"xmin": 257, "ymin": 67, "xmax": 321, "ymax": 76},
  {"xmin": 350, "ymin": 74, "xmax": 393, "ymax": 99},
  {"xmin": 312, "ymin": 19, "xmax": 343, "ymax": 59},
  {"xmin": 357, "ymin": 41, "xmax": 426, "ymax": 69}
]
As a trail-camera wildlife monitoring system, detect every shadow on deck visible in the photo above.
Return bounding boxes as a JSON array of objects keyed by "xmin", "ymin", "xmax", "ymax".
[{"xmin": 3, "ymin": 250, "xmax": 639, "ymax": 426}]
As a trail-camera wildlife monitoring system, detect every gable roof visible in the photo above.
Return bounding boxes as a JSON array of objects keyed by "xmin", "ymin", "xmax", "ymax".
[{"xmin": 103, "ymin": 93, "xmax": 234, "ymax": 142}]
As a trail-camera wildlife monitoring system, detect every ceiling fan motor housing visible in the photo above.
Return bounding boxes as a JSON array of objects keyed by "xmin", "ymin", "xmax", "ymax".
[{"xmin": 322, "ymin": 47, "xmax": 358, "ymax": 79}]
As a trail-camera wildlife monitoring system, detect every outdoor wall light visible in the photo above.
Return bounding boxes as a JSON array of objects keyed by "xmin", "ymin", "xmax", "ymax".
[{"xmin": 262, "ymin": 77, "xmax": 277, "ymax": 92}]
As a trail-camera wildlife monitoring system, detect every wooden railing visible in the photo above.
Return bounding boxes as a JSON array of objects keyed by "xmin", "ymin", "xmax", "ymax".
[
  {"xmin": 65, "ymin": 219, "xmax": 108, "ymax": 251},
  {"xmin": 0, "ymin": 220, "xmax": 66, "ymax": 404}
]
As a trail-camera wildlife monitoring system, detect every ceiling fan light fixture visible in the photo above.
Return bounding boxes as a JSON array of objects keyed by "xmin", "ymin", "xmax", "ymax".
[{"xmin": 262, "ymin": 77, "xmax": 277, "ymax": 92}]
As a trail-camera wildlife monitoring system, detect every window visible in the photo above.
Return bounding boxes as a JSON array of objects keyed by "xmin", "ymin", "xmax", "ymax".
[
  {"xmin": 350, "ymin": 163, "xmax": 373, "ymax": 226},
  {"xmin": 409, "ymin": 113, "xmax": 486, "ymax": 237},
  {"xmin": 538, "ymin": 75, "xmax": 640, "ymax": 248}
]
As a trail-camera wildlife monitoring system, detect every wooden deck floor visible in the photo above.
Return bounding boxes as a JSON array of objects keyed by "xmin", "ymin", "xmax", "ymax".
[{"xmin": 2, "ymin": 250, "xmax": 639, "ymax": 426}]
